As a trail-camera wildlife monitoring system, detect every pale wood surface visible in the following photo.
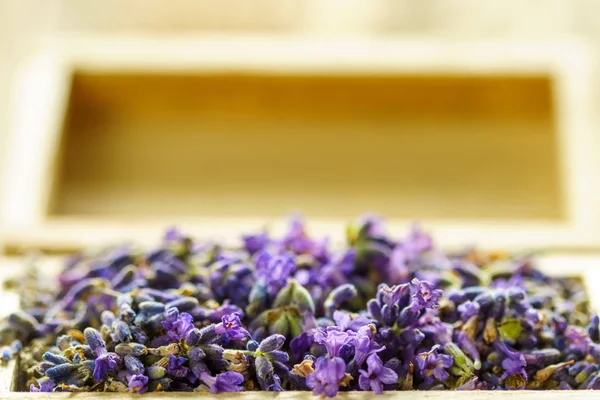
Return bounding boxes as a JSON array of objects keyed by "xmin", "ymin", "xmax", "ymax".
[{"xmin": 48, "ymin": 73, "xmax": 562, "ymax": 222}]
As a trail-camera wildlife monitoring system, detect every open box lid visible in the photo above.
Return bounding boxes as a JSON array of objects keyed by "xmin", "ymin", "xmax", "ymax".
[{"xmin": 0, "ymin": 36, "xmax": 598, "ymax": 253}]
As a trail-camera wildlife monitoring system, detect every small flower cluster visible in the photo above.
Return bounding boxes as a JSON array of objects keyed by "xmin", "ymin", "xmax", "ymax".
[{"xmin": 0, "ymin": 215, "xmax": 599, "ymax": 394}]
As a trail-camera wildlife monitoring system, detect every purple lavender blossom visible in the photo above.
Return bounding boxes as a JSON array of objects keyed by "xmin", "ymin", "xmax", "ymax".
[
  {"xmin": 84, "ymin": 327, "xmax": 119, "ymax": 381},
  {"xmin": 353, "ymin": 324, "xmax": 384, "ymax": 366},
  {"xmin": 200, "ymin": 371, "xmax": 244, "ymax": 393},
  {"xmin": 281, "ymin": 216, "xmax": 328, "ymax": 259},
  {"xmin": 10, "ymin": 217, "xmax": 600, "ymax": 395},
  {"xmin": 495, "ymin": 342, "xmax": 527, "ymax": 389},
  {"xmin": 161, "ymin": 307, "xmax": 194, "ymax": 342},
  {"xmin": 167, "ymin": 355, "xmax": 190, "ymax": 378},
  {"xmin": 411, "ymin": 278, "xmax": 443, "ymax": 311},
  {"xmin": 215, "ymin": 313, "xmax": 250, "ymax": 340},
  {"xmin": 313, "ymin": 327, "xmax": 356, "ymax": 358},
  {"xmin": 333, "ymin": 311, "xmax": 374, "ymax": 332},
  {"xmin": 358, "ymin": 354, "xmax": 398, "ymax": 394},
  {"xmin": 128, "ymin": 374, "xmax": 149, "ymax": 393},
  {"xmin": 416, "ymin": 345, "xmax": 453, "ymax": 384},
  {"xmin": 458, "ymin": 301, "xmax": 480, "ymax": 321},
  {"xmin": 290, "ymin": 331, "xmax": 315, "ymax": 361},
  {"xmin": 254, "ymin": 251, "xmax": 296, "ymax": 296},
  {"xmin": 242, "ymin": 232, "xmax": 270, "ymax": 254},
  {"xmin": 306, "ymin": 356, "xmax": 347, "ymax": 397},
  {"xmin": 30, "ymin": 380, "xmax": 54, "ymax": 392},
  {"xmin": 401, "ymin": 224, "xmax": 433, "ymax": 260},
  {"xmin": 388, "ymin": 246, "xmax": 410, "ymax": 284},
  {"xmin": 565, "ymin": 326, "xmax": 591, "ymax": 353}
]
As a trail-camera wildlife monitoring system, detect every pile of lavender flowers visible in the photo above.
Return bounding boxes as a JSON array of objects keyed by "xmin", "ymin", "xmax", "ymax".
[{"xmin": 1, "ymin": 216, "xmax": 599, "ymax": 394}]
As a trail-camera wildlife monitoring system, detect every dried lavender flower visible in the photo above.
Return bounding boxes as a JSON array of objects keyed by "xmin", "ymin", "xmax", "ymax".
[{"xmin": 0, "ymin": 215, "xmax": 598, "ymax": 396}]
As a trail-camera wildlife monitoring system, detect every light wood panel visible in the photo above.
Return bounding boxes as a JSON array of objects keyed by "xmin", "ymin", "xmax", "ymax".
[{"xmin": 48, "ymin": 73, "xmax": 563, "ymax": 221}]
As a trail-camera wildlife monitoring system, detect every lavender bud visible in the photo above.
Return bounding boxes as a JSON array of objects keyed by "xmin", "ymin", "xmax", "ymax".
[
  {"xmin": 575, "ymin": 365, "xmax": 597, "ymax": 384},
  {"xmin": 587, "ymin": 373, "xmax": 600, "ymax": 390},
  {"xmin": 83, "ymin": 328, "xmax": 105, "ymax": 352},
  {"xmin": 255, "ymin": 355, "xmax": 274, "ymax": 383},
  {"xmin": 462, "ymin": 315, "xmax": 479, "ymax": 339},
  {"xmin": 112, "ymin": 321, "xmax": 132, "ymax": 343},
  {"xmin": 138, "ymin": 301, "xmax": 166, "ymax": 313},
  {"xmin": 584, "ymin": 371, "xmax": 600, "ymax": 389},
  {"xmin": 324, "ymin": 284, "xmax": 357, "ymax": 315},
  {"xmin": 37, "ymin": 361, "xmax": 54, "ymax": 373},
  {"xmin": 115, "ymin": 342, "xmax": 148, "ymax": 356},
  {"xmin": 10, "ymin": 340, "xmax": 22, "ymax": 352},
  {"xmin": 147, "ymin": 365, "xmax": 166, "ymax": 379},
  {"xmin": 165, "ymin": 297, "xmax": 199, "ymax": 312},
  {"xmin": 259, "ymin": 334, "xmax": 285, "ymax": 353},
  {"xmin": 122, "ymin": 355, "xmax": 144, "ymax": 375},
  {"xmin": 42, "ymin": 352, "xmax": 70, "ymax": 365},
  {"xmin": 46, "ymin": 363, "xmax": 79, "ymax": 380},
  {"xmin": 247, "ymin": 340, "xmax": 259, "ymax": 352},
  {"xmin": 524, "ymin": 349, "xmax": 562, "ymax": 366},
  {"xmin": 473, "ymin": 293, "xmax": 493, "ymax": 310},
  {"xmin": 444, "ymin": 342, "xmax": 473, "ymax": 375},
  {"xmin": 382, "ymin": 304, "xmax": 396, "ymax": 326},
  {"xmin": 196, "ymin": 324, "xmax": 217, "ymax": 343},
  {"xmin": 187, "ymin": 347, "xmax": 206, "ymax": 362},
  {"xmin": 269, "ymin": 350, "xmax": 290, "ymax": 363},
  {"xmin": 273, "ymin": 280, "xmax": 315, "ymax": 313},
  {"xmin": 130, "ymin": 326, "xmax": 148, "ymax": 344},
  {"xmin": 399, "ymin": 328, "xmax": 425, "ymax": 345},
  {"xmin": 120, "ymin": 303, "xmax": 136, "ymax": 322},
  {"xmin": 559, "ymin": 381, "xmax": 573, "ymax": 390},
  {"xmin": 108, "ymin": 381, "xmax": 128, "ymax": 393},
  {"xmin": 590, "ymin": 344, "xmax": 600, "ymax": 363},
  {"xmin": 204, "ymin": 346, "xmax": 226, "ymax": 368},
  {"xmin": 111, "ymin": 266, "xmax": 136, "ymax": 289},
  {"xmin": 397, "ymin": 306, "xmax": 420, "ymax": 329},
  {"xmin": 367, "ymin": 299, "xmax": 382, "ymax": 321},
  {"xmin": 149, "ymin": 343, "xmax": 179, "ymax": 357},
  {"xmin": 100, "ymin": 310, "xmax": 116, "ymax": 326},
  {"xmin": 185, "ymin": 328, "xmax": 202, "ymax": 346}
]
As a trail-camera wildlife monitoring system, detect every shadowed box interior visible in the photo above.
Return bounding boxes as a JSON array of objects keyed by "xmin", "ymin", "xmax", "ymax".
[{"xmin": 48, "ymin": 73, "xmax": 563, "ymax": 221}]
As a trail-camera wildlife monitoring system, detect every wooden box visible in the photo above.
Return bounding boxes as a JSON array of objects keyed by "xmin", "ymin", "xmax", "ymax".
[
  {"xmin": 0, "ymin": 36, "xmax": 597, "ymax": 253},
  {"xmin": 1, "ymin": 35, "xmax": 600, "ymax": 396}
]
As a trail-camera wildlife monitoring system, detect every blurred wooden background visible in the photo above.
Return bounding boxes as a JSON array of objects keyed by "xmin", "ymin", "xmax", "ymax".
[{"xmin": 1, "ymin": 0, "xmax": 600, "ymax": 252}]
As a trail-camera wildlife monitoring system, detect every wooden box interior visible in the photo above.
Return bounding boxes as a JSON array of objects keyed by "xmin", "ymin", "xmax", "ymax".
[{"xmin": 48, "ymin": 72, "xmax": 563, "ymax": 222}]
